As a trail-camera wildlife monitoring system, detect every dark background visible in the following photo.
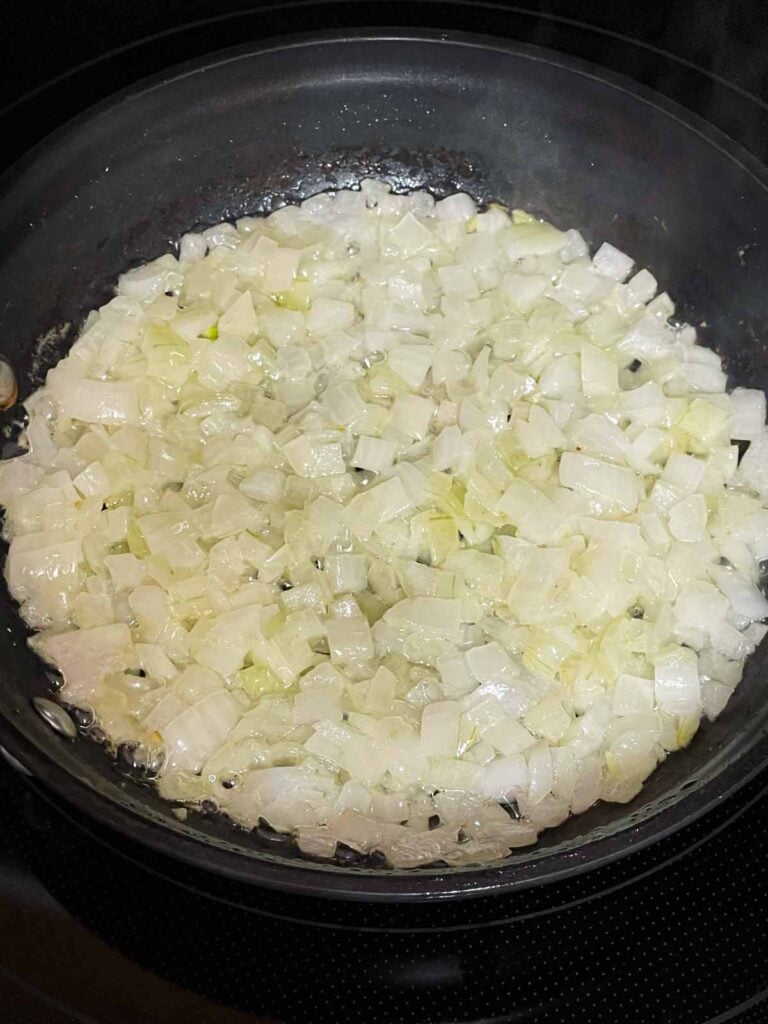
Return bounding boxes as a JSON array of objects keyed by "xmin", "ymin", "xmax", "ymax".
[
  {"xmin": 2, "ymin": 0, "xmax": 768, "ymax": 167},
  {"xmin": 3, "ymin": 2, "xmax": 768, "ymax": 1023},
  {"xmin": 1, "ymin": 0, "xmax": 767, "ymax": 111}
]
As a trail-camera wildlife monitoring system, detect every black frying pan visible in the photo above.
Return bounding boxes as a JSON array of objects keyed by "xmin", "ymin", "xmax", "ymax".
[{"xmin": 1, "ymin": 29, "xmax": 767, "ymax": 901}]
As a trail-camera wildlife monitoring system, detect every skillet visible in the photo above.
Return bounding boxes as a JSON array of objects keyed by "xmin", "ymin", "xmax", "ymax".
[{"xmin": 1, "ymin": 29, "xmax": 768, "ymax": 900}]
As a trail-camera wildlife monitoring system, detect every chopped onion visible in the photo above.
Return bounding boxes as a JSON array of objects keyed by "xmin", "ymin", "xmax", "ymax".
[{"xmin": 4, "ymin": 180, "xmax": 768, "ymax": 869}]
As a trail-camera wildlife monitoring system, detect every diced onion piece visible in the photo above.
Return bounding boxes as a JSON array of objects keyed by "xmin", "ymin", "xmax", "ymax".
[
  {"xmin": 327, "ymin": 617, "xmax": 374, "ymax": 664},
  {"xmin": 420, "ymin": 701, "xmax": 460, "ymax": 756},
  {"xmin": 730, "ymin": 388, "xmax": 766, "ymax": 441},
  {"xmin": 654, "ymin": 647, "xmax": 701, "ymax": 717},
  {"xmin": 283, "ymin": 436, "xmax": 346, "ymax": 478},
  {"xmin": 523, "ymin": 696, "xmax": 572, "ymax": 744},
  {"xmin": 612, "ymin": 674, "xmax": 655, "ymax": 716},
  {"xmin": 34, "ymin": 623, "xmax": 133, "ymax": 703},
  {"xmin": 592, "ymin": 242, "xmax": 634, "ymax": 282},
  {"xmin": 559, "ymin": 452, "xmax": 639, "ymax": 514},
  {"xmin": 352, "ymin": 436, "xmax": 397, "ymax": 474}
]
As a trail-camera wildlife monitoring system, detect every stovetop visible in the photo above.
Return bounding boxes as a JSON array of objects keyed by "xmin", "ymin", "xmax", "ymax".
[
  {"xmin": 3, "ymin": 3, "xmax": 768, "ymax": 1022},
  {"xmin": 4, "ymin": 754, "xmax": 768, "ymax": 1024}
]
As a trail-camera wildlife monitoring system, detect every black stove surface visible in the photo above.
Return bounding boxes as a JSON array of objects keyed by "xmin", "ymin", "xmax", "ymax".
[
  {"xmin": 3, "ymin": 3, "xmax": 768, "ymax": 1022},
  {"xmin": 4, "ymin": 755, "xmax": 768, "ymax": 1024}
]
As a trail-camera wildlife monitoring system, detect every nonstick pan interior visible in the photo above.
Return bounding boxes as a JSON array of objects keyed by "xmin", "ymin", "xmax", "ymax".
[{"xmin": 1, "ymin": 30, "xmax": 768, "ymax": 900}]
